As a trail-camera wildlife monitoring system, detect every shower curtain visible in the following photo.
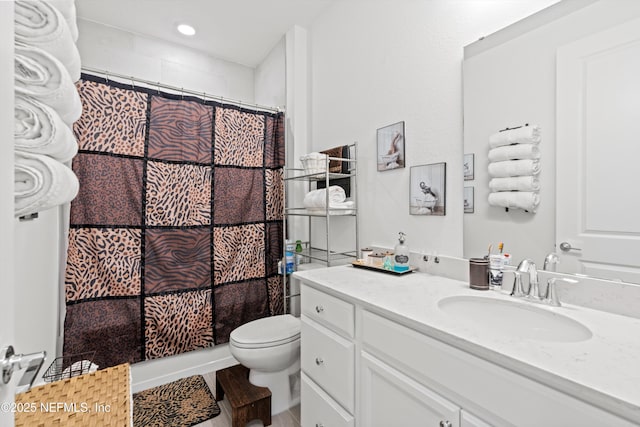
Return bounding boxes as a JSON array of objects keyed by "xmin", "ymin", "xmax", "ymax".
[{"xmin": 63, "ymin": 74, "xmax": 285, "ymax": 369}]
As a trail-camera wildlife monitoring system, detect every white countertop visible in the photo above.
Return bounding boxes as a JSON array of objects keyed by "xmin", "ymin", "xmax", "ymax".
[{"xmin": 293, "ymin": 265, "xmax": 640, "ymax": 424}]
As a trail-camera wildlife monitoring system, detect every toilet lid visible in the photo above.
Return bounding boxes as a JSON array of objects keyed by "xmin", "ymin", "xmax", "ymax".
[{"xmin": 230, "ymin": 314, "xmax": 300, "ymax": 349}]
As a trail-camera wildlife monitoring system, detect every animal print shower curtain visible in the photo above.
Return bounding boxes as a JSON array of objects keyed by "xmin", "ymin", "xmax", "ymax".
[{"xmin": 63, "ymin": 74, "xmax": 285, "ymax": 369}]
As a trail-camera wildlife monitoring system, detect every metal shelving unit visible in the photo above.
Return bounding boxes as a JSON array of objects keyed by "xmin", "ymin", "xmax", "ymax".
[{"xmin": 282, "ymin": 142, "xmax": 359, "ymax": 313}]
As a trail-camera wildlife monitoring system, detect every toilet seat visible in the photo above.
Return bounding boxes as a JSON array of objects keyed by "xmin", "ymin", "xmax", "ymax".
[{"xmin": 230, "ymin": 315, "xmax": 300, "ymax": 349}]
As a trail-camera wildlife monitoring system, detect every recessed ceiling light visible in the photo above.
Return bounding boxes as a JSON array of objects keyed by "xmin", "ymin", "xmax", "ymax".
[{"xmin": 177, "ymin": 24, "xmax": 196, "ymax": 36}]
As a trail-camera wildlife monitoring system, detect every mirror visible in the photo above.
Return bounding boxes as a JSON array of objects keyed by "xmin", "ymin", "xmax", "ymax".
[{"xmin": 463, "ymin": 0, "xmax": 640, "ymax": 284}]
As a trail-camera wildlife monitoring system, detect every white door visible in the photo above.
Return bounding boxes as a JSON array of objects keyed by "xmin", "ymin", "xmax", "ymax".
[
  {"xmin": 556, "ymin": 17, "xmax": 640, "ymax": 283},
  {"xmin": 1, "ymin": 2, "xmax": 17, "ymax": 425},
  {"xmin": 360, "ymin": 351, "xmax": 460, "ymax": 427}
]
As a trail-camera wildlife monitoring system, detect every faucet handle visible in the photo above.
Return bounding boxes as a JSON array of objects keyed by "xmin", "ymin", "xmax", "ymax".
[
  {"xmin": 511, "ymin": 271, "xmax": 526, "ymax": 297},
  {"xmin": 544, "ymin": 277, "xmax": 579, "ymax": 307}
]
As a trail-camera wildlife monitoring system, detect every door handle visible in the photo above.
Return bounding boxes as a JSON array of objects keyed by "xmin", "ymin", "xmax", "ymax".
[{"xmin": 559, "ymin": 242, "xmax": 582, "ymax": 252}]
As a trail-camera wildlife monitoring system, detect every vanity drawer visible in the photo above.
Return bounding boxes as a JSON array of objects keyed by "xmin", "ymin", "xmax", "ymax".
[
  {"xmin": 301, "ymin": 284, "xmax": 354, "ymax": 338},
  {"xmin": 302, "ymin": 373, "xmax": 354, "ymax": 427},
  {"xmin": 301, "ymin": 316, "xmax": 355, "ymax": 413}
]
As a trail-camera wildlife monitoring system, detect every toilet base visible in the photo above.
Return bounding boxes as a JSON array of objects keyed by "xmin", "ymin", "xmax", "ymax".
[{"xmin": 248, "ymin": 360, "xmax": 300, "ymax": 415}]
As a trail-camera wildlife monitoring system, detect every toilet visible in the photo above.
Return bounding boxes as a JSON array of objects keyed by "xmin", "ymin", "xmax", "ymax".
[{"xmin": 229, "ymin": 314, "xmax": 301, "ymax": 415}]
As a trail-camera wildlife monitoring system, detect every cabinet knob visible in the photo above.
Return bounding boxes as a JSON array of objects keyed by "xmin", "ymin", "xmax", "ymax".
[
  {"xmin": 439, "ymin": 421, "xmax": 452, "ymax": 427},
  {"xmin": 315, "ymin": 305, "xmax": 324, "ymax": 313},
  {"xmin": 315, "ymin": 357, "xmax": 324, "ymax": 365}
]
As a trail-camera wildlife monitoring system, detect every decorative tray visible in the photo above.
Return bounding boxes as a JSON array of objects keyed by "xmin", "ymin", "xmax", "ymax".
[{"xmin": 351, "ymin": 260, "xmax": 417, "ymax": 275}]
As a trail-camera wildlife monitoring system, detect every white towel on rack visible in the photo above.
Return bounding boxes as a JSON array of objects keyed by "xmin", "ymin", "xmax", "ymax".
[
  {"xmin": 489, "ymin": 125, "xmax": 541, "ymax": 148},
  {"xmin": 307, "ymin": 201, "xmax": 355, "ymax": 215},
  {"xmin": 488, "ymin": 191, "xmax": 539, "ymax": 212},
  {"xmin": 488, "ymin": 159, "xmax": 540, "ymax": 178},
  {"xmin": 15, "ymin": 95, "xmax": 78, "ymax": 163},
  {"xmin": 303, "ymin": 186, "xmax": 346, "ymax": 208},
  {"xmin": 489, "ymin": 176, "xmax": 540, "ymax": 192},
  {"xmin": 15, "ymin": 151, "xmax": 79, "ymax": 218},
  {"xmin": 15, "ymin": 44, "xmax": 82, "ymax": 125},
  {"xmin": 48, "ymin": 0, "xmax": 79, "ymax": 42},
  {"xmin": 15, "ymin": 0, "xmax": 81, "ymax": 81},
  {"xmin": 488, "ymin": 144, "xmax": 540, "ymax": 162}
]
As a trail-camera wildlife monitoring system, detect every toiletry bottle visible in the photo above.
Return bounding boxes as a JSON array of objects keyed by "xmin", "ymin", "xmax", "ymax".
[
  {"xmin": 394, "ymin": 232, "xmax": 410, "ymax": 272},
  {"xmin": 285, "ymin": 251, "xmax": 295, "ymax": 274},
  {"xmin": 295, "ymin": 240, "xmax": 303, "ymax": 267}
]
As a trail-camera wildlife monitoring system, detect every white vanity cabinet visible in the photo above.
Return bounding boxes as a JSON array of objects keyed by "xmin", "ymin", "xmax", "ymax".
[
  {"xmin": 299, "ymin": 282, "xmax": 636, "ymax": 427},
  {"xmin": 300, "ymin": 284, "xmax": 355, "ymax": 427}
]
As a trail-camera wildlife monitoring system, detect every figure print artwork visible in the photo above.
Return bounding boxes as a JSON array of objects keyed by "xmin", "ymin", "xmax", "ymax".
[
  {"xmin": 464, "ymin": 153, "xmax": 474, "ymax": 180},
  {"xmin": 410, "ymin": 162, "xmax": 446, "ymax": 215},
  {"xmin": 464, "ymin": 186, "xmax": 474, "ymax": 213},
  {"xmin": 377, "ymin": 121, "xmax": 405, "ymax": 171}
]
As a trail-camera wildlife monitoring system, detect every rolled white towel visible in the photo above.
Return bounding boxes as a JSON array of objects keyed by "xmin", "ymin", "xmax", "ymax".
[
  {"xmin": 489, "ymin": 176, "xmax": 540, "ymax": 192},
  {"xmin": 15, "ymin": 44, "xmax": 82, "ymax": 125},
  {"xmin": 15, "ymin": 95, "xmax": 78, "ymax": 162},
  {"xmin": 303, "ymin": 186, "xmax": 346, "ymax": 208},
  {"xmin": 15, "ymin": 0, "xmax": 81, "ymax": 81},
  {"xmin": 15, "ymin": 151, "xmax": 79, "ymax": 218},
  {"xmin": 48, "ymin": 0, "xmax": 79, "ymax": 42},
  {"xmin": 488, "ymin": 159, "xmax": 540, "ymax": 178},
  {"xmin": 488, "ymin": 143, "xmax": 540, "ymax": 162},
  {"xmin": 489, "ymin": 125, "xmax": 541, "ymax": 148},
  {"xmin": 488, "ymin": 191, "xmax": 540, "ymax": 213}
]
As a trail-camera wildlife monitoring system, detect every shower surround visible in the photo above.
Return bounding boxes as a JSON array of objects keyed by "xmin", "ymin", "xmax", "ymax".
[{"xmin": 64, "ymin": 74, "xmax": 285, "ymax": 369}]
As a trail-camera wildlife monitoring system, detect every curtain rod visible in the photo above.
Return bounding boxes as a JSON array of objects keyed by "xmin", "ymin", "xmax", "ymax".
[{"xmin": 81, "ymin": 67, "xmax": 284, "ymax": 114}]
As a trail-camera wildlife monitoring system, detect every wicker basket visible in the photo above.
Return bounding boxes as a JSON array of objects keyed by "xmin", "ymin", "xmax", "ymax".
[
  {"xmin": 300, "ymin": 152, "xmax": 327, "ymax": 175},
  {"xmin": 42, "ymin": 352, "xmax": 97, "ymax": 383}
]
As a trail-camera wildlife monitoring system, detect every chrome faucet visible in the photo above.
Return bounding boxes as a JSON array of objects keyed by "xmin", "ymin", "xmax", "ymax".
[
  {"xmin": 512, "ymin": 259, "xmax": 540, "ymax": 300},
  {"xmin": 543, "ymin": 252, "xmax": 560, "ymax": 272},
  {"xmin": 544, "ymin": 277, "xmax": 578, "ymax": 307}
]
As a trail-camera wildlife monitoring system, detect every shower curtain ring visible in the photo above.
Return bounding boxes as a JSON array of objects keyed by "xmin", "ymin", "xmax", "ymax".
[
  {"xmin": 202, "ymin": 92, "xmax": 206, "ymax": 104},
  {"xmin": 156, "ymin": 82, "xmax": 161, "ymax": 95},
  {"xmin": 130, "ymin": 76, "xmax": 135, "ymax": 89},
  {"xmin": 105, "ymin": 70, "xmax": 109, "ymax": 83},
  {"xmin": 181, "ymin": 87, "xmax": 184, "ymax": 100}
]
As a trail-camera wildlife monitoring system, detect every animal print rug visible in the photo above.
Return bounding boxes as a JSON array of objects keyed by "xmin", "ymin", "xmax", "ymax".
[{"xmin": 133, "ymin": 375, "xmax": 220, "ymax": 427}]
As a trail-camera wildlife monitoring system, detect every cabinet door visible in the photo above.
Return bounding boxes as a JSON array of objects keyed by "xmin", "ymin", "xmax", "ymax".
[
  {"xmin": 360, "ymin": 351, "xmax": 460, "ymax": 427},
  {"xmin": 461, "ymin": 410, "xmax": 493, "ymax": 427}
]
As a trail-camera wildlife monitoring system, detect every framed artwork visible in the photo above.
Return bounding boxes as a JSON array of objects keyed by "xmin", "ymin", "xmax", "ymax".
[
  {"xmin": 464, "ymin": 153, "xmax": 474, "ymax": 181},
  {"xmin": 410, "ymin": 162, "xmax": 446, "ymax": 216},
  {"xmin": 464, "ymin": 186, "xmax": 474, "ymax": 213},
  {"xmin": 377, "ymin": 121, "xmax": 405, "ymax": 171}
]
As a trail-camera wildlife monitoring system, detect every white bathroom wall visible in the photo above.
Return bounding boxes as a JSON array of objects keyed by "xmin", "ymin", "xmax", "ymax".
[
  {"xmin": 308, "ymin": 0, "xmax": 560, "ymax": 256},
  {"xmin": 254, "ymin": 36, "xmax": 286, "ymax": 109},
  {"xmin": 462, "ymin": 0, "xmax": 640, "ymax": 263},
  {"xmin": 76, "ymin": 19, "xmax": 255, "ymax": 101}
]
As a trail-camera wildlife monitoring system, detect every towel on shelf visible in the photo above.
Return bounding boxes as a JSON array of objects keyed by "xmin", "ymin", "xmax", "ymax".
[
  {"xmin": 15, "ymin": 44, "xmax": 82, "ymax": 125},
  {"xmin": 48, "ymin": 0, "xmax": 79, "ymax": 42},
  {"xmin": 489, "ymin": 125, "xmax": 541, "ymax": 148},
  {"xmin": 303, "ymin": 186, "xmax": 346, "ymax": 208},
  {"xmin": 488, "ymin": 144, "xmax": 540, "ymax": 162},
  {"xmin": 15, "ymin": 95, "xmax": 78, "ymax": 162},
  {"xmin": 488, "ymin": 159, "xmax": 540, "ymax": 178},
  {"xmin": 488, "ymin": 191, "xmax": 540, "ymax": 213},
  {"xmin": 307, "ymin": 201, "xmax": 355, "ymax": 215},
  {"xmin": 15, "ymin": 0, "xmax": 81, "ymax": 81},
  {"xmin": 14, "ymin": 150, "xmax": 79, "ymax": 218},
  {"xmin": 489, "ymin": 176, "xmax": 540, "ymax": 192}
]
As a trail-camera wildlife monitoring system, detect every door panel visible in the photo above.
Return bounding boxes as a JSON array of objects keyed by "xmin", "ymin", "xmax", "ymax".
[
  {"xmin": 556, "ymin": 17, "xmax": 640, "ymax": 283},
  {"xmin": 1, "ymin": 2, "xmax": 16, "ymax": 424}
]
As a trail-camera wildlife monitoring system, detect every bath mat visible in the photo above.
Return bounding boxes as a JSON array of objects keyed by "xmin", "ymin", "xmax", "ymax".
[{"xmin": 133, "ymin": 375, "xmax": 220, "ymax": 427}]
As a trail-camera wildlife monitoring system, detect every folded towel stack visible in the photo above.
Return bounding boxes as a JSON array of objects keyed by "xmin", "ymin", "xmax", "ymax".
[
  {"xmin": 13, "ymin": 0, "xmax": 82, "ymax": 218},
  {"xmin": 487, "ymin": 125, "xmax": 541, "ymax": 213},
  {"xmin": 303, "ymin": 186, "xmax": 355, "ymax": 214}
]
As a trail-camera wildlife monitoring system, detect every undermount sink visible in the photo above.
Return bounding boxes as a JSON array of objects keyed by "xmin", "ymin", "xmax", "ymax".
[{"xmin": 437, "ymin": 296, "xmax": 592, "ymax": 343}]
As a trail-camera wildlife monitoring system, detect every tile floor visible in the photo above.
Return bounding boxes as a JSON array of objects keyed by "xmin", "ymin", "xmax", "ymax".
[{"xmin": 193, "ymin": 371, "xmax": 301, "ymax": 427}]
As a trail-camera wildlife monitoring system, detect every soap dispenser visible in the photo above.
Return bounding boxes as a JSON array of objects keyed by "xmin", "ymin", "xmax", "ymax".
[{"xmin": 394, "ymin": 232, "xmax": 410, "ymax": 272}]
